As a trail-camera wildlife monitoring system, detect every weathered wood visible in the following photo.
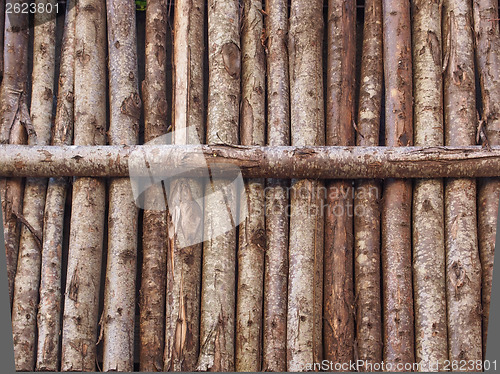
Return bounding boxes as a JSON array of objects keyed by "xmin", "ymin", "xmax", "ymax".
[
  {"xmin": 473, "ymin": 0, "xmax": 500, "ymax": 357},
  {"xmin": 3, "ymin": 145, "xmax": 500, "ymax": 179},
  {"xmin": 262, "ymin": 0, "xmax": 289, "ymax": 371}
]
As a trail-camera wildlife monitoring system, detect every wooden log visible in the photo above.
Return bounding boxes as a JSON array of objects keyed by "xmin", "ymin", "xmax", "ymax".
[
  {"xmin": 60, "ymin": 0, "xmax": 107, "ymax": 369},
  {"xmin": 3, "ymin": 145, "xmax": 500, "ymax": 179},
  {"xmin": 354, "ymin": 0, "xmax": 383, "ymax": 367},
  {"xmin": 443, "ymin": 0, "xmax": 483, "ymax": 365},
  {"xmin": 473, "ymin": 0, "xmax": 500, "ymax": 357},
  {"xmin": 11, "ymin": 0, "xmax": 56, "ymax": 370},
  {"xmin": 262, "ymin": 0, "xmax": 289, "ymax": 371},
  {"xmin": 0, "ymin": 0, "xmax": 29, "ymax": 306},
  {"xmin": 411, "ymin": 0, "xmax": 448, "ymax": 371},
  {"xmin": 163, "ymin": 0, "xmax": 204, "ymax": 370},
  {"xmin": 287, "ymin": 0, "xmax": 325, "ymax": 371},
  {"xmin": 235, "ymin": 0, "xmax": 266, "ymax": 371},
  {"xmin": 381, "ymin": 0, "xmax": 415, "ymax": 368},
  {"xmin": 139, "ymin": 0, "xmax": 169, "ymax": 369}
]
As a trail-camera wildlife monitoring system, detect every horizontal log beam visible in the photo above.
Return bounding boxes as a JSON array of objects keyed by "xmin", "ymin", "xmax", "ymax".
[{"xmin": 0, "ymin": 144, "xmax": 499, "ymax": 179}]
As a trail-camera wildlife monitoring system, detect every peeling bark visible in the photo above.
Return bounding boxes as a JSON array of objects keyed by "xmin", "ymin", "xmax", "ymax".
[
  {"xmin": 60, "ymin": 0, "xmax": 107, "ymax": 370},
  {"xmin": 164, "ymin": 0, "xmax": 204, "ymax": 371},
  {"xmin": 381, "ymin": 0, "xmax": 415, "ymax": 368},
  {"xmin": 354, "ymin": 0, "xmax": 383, "ymax": 367},
  {"xmin": 287, "ymin": 1, "xmax": 325, "ymax": 371},
  {"xmin": 197, "ymin": 0, "xmax": 240, "ymax": 371},
  {"xmin": 473, "ymin": 0, "xmax": 500, "ymax": 357},
  {"xmin": 262, "ymin": 0, "xmax": 289, "ymax": 371},
  {"xmin": 139, "ymin": 0, "xmax": 169, "ymax": 370},
  {"xmin": 0, "ymin": 0, "xmax": 29, "ymax": 306},
  {"xmin": 11, "ymin": 1, "xmax": 56, "ymax": 370},
  {"xmin": 412, "ymin": 0, "xmax": 448, "ymax": 371},
  {"xmin": 235, "ymin": 0, "xmax": 265, "ymax": 371},
  {"xmin": 324, "ymin": 0, "xmax": 356, "ymax": 365},
  {"xmin": 101, "ymin": 0, "xmax": 140, "ymax": 371},
  {"xmin": 443, "ymin": 0, "xmax": 483, "ymax": 364}
]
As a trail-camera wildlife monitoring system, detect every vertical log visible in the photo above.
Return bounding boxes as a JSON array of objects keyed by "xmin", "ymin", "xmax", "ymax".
[
  {"xmin": 324, "ymin": 0, "xmax": 356, "ymax": 365},
  {"xmin": 197, "ymin": 0, "xmax": 240, "ymax": 371},
  {"xmin": 60, "ymin": 0, "xmax": 107, "ymax": 369},
  {"xmin": 381, "ymin": 0, "xmax": 415, "ymax": 368},
  {"xmin": 262, "ymin": 0, "xmax": 289, "ymax": 371},
  {"xmin": 411, "ymin": 0, "xmax": 448, "ymax": 370},
  {"xmin": 11, "ymin": 1, "xmax": 56, "ymax": 370},
  {"xmin": 354, "ymin": 0, "xmax": 383, "ymax": 367},
  {"xmin": 164, "ymin": 0, "xmax": 204, "ymax": 371},
  {"xmin": 287, "ymin": 1, "xmax": 325, "ymax": 371},
  {"xmin": 0, "ymin": 0, "xmax": 29, "ymax": 306},
  {"xmin": 102, "ymin": 0, "xmax": 140, "ymax": 371},
  {"xmin": 139, "ymin": 0, "xmax": 169, "ymax": 370},
  {"xmin": 235, "ymin": 0, "xmax": 266, "ymax": 371},
  {"xmin": 0, "ymin": 0, "xmax": 4, "ymax": 82},
  {"xmin": 443, "ymin": 0, "xmax": 483, "ymax": 364},
  {"xmin": 473, "ymin": 0, "xmax": 500, "ymax": 357}
]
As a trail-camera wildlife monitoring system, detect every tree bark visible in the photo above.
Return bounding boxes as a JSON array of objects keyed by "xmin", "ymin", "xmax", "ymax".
[
  {"xmin": 443, "ymin": 0, "xmax": 483, "ymax": 364},
  {"xmin": 411, "ymin": 0, "xmax": 448, "ymax": 371},
  {"xmin": 323, "ymin": 0, "xmax": 356, "ymax": 365},
  {"xmin": 11, "ymin": 1, "xmax": 56, "ymax": 370},
  {"xmin": 0, "ymin": 0, "xmax": 4, "ymax": 82},
  {"xmin": 381, "ymin": 0, "xmax": 415, "ymax": 368},
  {"xmin": 163, "ymin": 0, "xmax": 204, "ymax": 371},
  {"xmin": 102, "ymin": 0, "xmax": 140, "ymax": 371},
  {"xmin": 139, "ymin": 0, "xmax": 169, "ymax": 370},
  {"xmin": 235, "ymin": 0, "xmax": 265, "ymax": 371},
  {"xmin": 60, "ymin": 0, "xmax": 107, "ymax": 370},
  {"xmin": 197, "ymin": 0, "xmax": 240, "ymax": 371},
  {"xmin": 262, "ymin": 0, "xmax": 289, "ymax": 371},
  {"xmin": 287, "ymin": 1, "xmax": 325, "ymax": 371},
  {"xmin": 354, "ymin": 0, "xmax": 383, "ymax": 367},
  {"xmin": 0, "ymin": 0, "xmax": 29, "ymax": 306},
  {"xmin": 473, "ymin": 0, "xmax": 500, "ymax": 357}
]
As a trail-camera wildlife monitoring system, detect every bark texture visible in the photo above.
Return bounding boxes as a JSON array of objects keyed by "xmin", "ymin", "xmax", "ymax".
[
  {"xmin": 411, "ymin": 0, "xmax": 448, "ymax": 370},
  {"xmin": 36, "ymin": 2, "xmax": 76, "ymax": 368},
  {"xmin": 197, "ymin": 0, "xmax": 240, "ymax": 371},
  {"xmin": 235, "ymin": 0, "xmax": 265, "ymax": 371},
  {"xmin": 102, "ymin": 0, "xmax": 140, "ymax": 371},
  {"xmin": 11, "ymin": 1, "xmax": 56, "ymax": 370},
  {"xmin": 0, "ymin": 0, "xmax": 4, "ymax": 82},
  {"xmin": 139, "ymin": 0, "xmax": 169, "ymax": 370},
  {"xmin": 443, "ymin": 0, "xmax": 483, "ymax": 364},
  {"xmin": 60, "ymin": 0, "xmax": 107, "ymax": 369},
  {"xmin": 381, "ymin": 0, "xmax": 415, "ymax": 368},
  {"xmin": 164, "ymin": 0, "xmax": 204, "ymax": 371},
  {"xmin": 354, "ymin": 0, "xmax": 383, "ymax": 366},
  {"xmin": 323, "ymin": 0, "xmax": 356, "ymax": 365},
  {"xmin": 0, "ymin": 0, "xmax": 29, "ymax": 305},
  {"xmin": 473, "ymin": 0, "xmax": 500, "ymax": 357},
  {"xmin": 262, "ymin": 0, "xmax": 289, "ymax": 370},
  {"xmin": 287, "ymin": 1, "xmax": 325, "ymax": 371}
]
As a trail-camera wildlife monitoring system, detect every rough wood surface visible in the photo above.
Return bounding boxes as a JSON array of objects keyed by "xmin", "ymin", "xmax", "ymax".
[
  {"xmin": 287, "ymin": 1, "xmax": 325, "ymax": 371},
  {"xmin": 197, "ymin": 0, "xmax": 240, "ymax": 371},
  {"xmin": 139, "ymin": 0, "xmax": 169, "ymax": 369},
  {"xmin": 235, "ymin": 0, "xmax": 266, "ymax": 371},
  {"xmin": 0, "ymin": 0, "xmax": 29, "ymax": 305},
  {"xmin": 262, "ymin": 0, "xmax": 289, "ymax": 371},
  {"xmin": 0, "ymin": 0, "xmax": 4, "ymax": 82},
  {"xmin": 443, "ymin": 0, "xmax": 483, "ymax": 364},
  {"xmin": 411, "ymin": 0, "xmax": 448, "ymax": 370},
  {"xmin": 381, "ymin": 0, "xmax": 415, "ymax": 368},
  {"xmin": 102, "ymin": 0, "xmax": 140, "ymax": 370},
  {"xmin": 11, "ymin": 1, "xmax": 56, "ymax": 370},
  {"xmin": 60, "ymin": 0, "xmax": 107, "ymax": 369},
  {"xmin": 473, "ymin": 0, "xmax": 500, "ymax": 357},
  {"xmin": 354, "ymin": 0, "xmax": 383, "ymax": 367},
  {"xmin": 163, "ymin": 0, "xmax": 204, "ymax": 370},
  {"xmin": 323, "ymin": 0, "xmax": 356, "ymax": 365}
]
